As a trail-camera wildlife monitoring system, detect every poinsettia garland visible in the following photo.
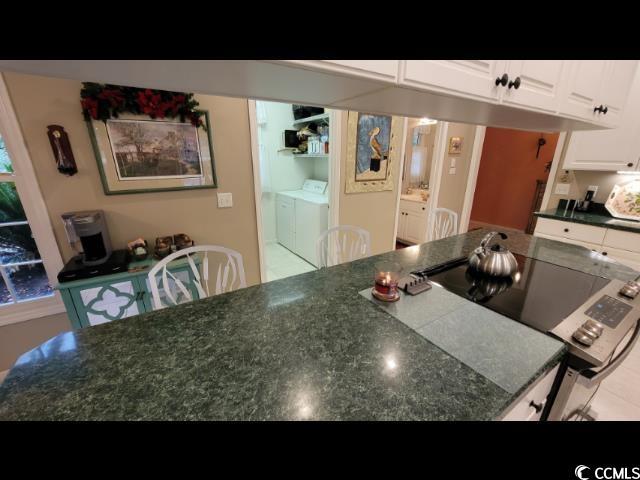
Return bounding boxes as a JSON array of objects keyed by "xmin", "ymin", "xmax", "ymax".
[{"xmin": 80, "ymin": 83, "xmax": 205, "ymax": 129}]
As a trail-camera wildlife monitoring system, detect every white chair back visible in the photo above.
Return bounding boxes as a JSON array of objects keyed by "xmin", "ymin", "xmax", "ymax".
[
  {"xmin": 429, "ymin": 208, "xmax": 459, "ymax": 241},
  {"xmin": 147, "ymin": 245, "xmax": 247, "ymax": 310},
  {"xmin": 316, "ymin": 225, "xmax": 371, "ymax": 268}
]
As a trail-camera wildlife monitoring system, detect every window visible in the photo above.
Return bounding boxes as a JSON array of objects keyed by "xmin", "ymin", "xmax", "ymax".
[
  {"xmin": 0, "ymin": 136, "xmax": 54, "ymax": 305},
  {"xmin": 0, "ymin": 74, "xmax": 64, "ymax": 325}
]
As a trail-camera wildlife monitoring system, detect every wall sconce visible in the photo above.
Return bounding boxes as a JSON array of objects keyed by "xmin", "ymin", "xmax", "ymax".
[{"xmin": 47, "ymin": 125, "xmax": 78, "ymax": 176}]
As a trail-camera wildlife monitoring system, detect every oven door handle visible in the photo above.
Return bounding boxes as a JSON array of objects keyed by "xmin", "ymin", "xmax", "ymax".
[{"xmin": 585, "ymin": 320, "xmax": 640, "ymax": 386}]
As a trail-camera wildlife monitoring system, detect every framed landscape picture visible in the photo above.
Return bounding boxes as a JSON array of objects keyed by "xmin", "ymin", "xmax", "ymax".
[
  {"xmin": 87, "ymin": 111, "xmax": 216, "ymax": 194},
  {"xmin": 345, "ymin": 111, "xmax": 402, "ymax": 194}
]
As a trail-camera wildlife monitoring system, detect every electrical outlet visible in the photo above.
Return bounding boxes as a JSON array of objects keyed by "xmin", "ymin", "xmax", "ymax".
[
  {"xmin": 449, "ymin": 167, "xmax": 456, "ymax": 175},
  {"xmin": 555, "ymin": 183, "xmax": 570, "ymax": 195},
  {"xmin": 217, "ymin": 192, "xmax": 233, "ymax": 208}
]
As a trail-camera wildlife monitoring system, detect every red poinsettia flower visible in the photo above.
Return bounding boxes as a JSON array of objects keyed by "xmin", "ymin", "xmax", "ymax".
[{"xmin": 81, "ymin": 98, "xmax": 99, "ymax": 119}]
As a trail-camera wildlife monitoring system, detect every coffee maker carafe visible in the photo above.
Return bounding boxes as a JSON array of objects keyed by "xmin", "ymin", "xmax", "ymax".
[{"xmin": 62, "ymin": 210, "xmax": 112, "ymax": 265}]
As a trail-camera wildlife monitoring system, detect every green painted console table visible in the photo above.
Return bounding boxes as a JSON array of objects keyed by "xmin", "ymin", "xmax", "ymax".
[{"xmin": 56, "ymin": 256, "xmax": 200, "ymax": 329}]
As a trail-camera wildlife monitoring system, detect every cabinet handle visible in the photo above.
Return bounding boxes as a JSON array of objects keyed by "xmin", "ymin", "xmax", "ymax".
[
  {"xmin": 627, "ymin": 163, "xmax": 634, "ymax": 168},
  {"xmin": 602, "ymin": 252, "xmax": 608, "ymax": 256},
  {"xmin": 594, "ymin": 105, "xmax": 604, "ymax": 114},
  {"xmin": 422, "ymin": 207, "xmax": 425, "ymax": 211},
  {"xmin": 563, "ymin": 228, "xmax": 569, "ymax": 233},
  {"xmin": 495, "ymin": 73, "xmax": 509, "ymax": 87},
  {"xmin": 529, "ymin": 400, "xmax": 544, "ymax": 413},
  {"xmin": 602, "ymin": 105, "xmax": 608, "ymax": 115},
  {"xmin": 508, "ymin": 76, "xmax": 521, "ymax": 90}
]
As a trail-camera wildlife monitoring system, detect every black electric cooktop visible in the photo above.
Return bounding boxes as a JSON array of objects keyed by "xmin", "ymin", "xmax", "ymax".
[{"xmin": 422, "ymin": 253, "xmax": 610, "ymax": 333}]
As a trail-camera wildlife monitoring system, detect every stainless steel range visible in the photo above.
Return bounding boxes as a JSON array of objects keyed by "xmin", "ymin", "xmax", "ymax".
[{"xmin": 412, "ymin": 254, "xmax": 640, "ymax": 421}]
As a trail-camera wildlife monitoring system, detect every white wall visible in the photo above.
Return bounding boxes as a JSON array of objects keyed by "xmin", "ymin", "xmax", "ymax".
[{"xmin": 256, "ymin": 100, "xmax": 329, "ymax": 244}]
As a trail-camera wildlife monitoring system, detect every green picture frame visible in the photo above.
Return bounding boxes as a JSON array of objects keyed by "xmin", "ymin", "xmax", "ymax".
[{"xmin": 86, "ymin": 110, "xmax": 217, "ymax": 195}]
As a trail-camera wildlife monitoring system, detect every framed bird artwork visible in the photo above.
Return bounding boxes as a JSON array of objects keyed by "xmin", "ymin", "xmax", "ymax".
[{"xmin": 345, "ymin": 112, "xmax": 402, "ymax": 194}]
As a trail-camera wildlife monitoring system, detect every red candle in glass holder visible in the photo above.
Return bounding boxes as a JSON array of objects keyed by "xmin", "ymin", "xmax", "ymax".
[{"xmin": 372, "ymin": 262, "xmax": 401, "ymax": 302}]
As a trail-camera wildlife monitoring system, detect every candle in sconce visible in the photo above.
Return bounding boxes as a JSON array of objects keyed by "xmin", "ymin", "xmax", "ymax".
[{"xmin": 372, "ymin": 261, "xmax": 401, "ymax": 302}]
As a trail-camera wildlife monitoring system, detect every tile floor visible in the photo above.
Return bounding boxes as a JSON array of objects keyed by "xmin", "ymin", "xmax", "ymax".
[
  {"xmin": 589, "ymin": 330, "xmax": 640, "ymax": 420},
  {"xmin": 264, "ymin": 242, "xmax": 316, "ymax": 282}
]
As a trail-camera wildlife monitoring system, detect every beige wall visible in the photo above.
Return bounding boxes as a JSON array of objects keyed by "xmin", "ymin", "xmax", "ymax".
[
  {"xmin": 4, "ymin": 72, "xmax": 261, "ymax": 285},
  {"xmin": 546, "ymin": 133, "xmax": 632, "ymax": 210},
  {"xmin": 437, "ymin": 122, "xmax": 476, "ymax": 218},
  {"xmin": 338, "ymin": 111, "xmax": 401, "ymax": 255}
]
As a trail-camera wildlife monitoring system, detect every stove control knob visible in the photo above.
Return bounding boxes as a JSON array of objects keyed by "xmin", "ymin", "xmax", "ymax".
[
  {"xmin": 573, "ymin": 328, "xmax": 595, "ymax": 346},
  {"xmin": 582, "ymin": 319, "xmax": 604, "ymax": 338},
  {"xmin": 619, "ymin": 280, "xmax": 640, "ymax": 299}
]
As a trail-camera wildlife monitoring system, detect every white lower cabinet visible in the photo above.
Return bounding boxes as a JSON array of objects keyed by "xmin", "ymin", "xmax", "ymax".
[
  {"xmin": 502, "ymin": 365, "xmax": 559, "ymax": 421},
  {"xmin": 276, "ymin": 195, "xmax": 295, "ymax": 252},
  {"xmin": 534, "ymin": 218, "xmax": 640, "ymax": 272},
  {"xmin": 397, "ymin": 199, "xmax": 429, "ymax": 244}
]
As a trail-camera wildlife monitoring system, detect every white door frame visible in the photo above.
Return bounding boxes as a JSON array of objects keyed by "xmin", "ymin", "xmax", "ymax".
[
  {"xmin": 391, "ymin": 117, "xmax": 409, "ymax": 249},
  {"xmin": 248, "ymin": 100, "xmax": 341, "ymax": 282},
  {"xmin": 328, "ymin": 110, "xmax": 341, "ymax": 230},
  {"xmin": 247, "ymin": 99, "xmax": 267, "ymax": 283},
  {"xmin": 458, "ymin": 126, "xmax": 487, "ymax": 233},
  {"xmin": 539, "ymin": 131, "xmax": 567, "ymax": 211},
  {"xmin": 425, "ymin": 121, "xmax": 450, "ymax": 240}
]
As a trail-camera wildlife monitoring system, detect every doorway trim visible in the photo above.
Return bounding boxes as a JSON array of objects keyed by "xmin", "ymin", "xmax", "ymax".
[
  {"xmin": 328, "ymin": 110, "xmax": 341, "ymax": 230},
  {"xmin": 425, "ymin": 121, "xmax": 449, "ymax": 240},
  {"xmin": 539, "ymin": 131, "xmax": 567, "ymax": 211},
  {"xmin": 247, "ymin": 99, "xmax": 266, "ymax": 283},
  {"xmin": 458, "ymin": 126, "xmax": 487, "ymax": 233},
  {"xmin": 391, "ymin": 116, "xmax": 409, "ymax": 249},
  {"xmin": 248, "ymin": 100, "xmax": 341, "ymax": 282}
]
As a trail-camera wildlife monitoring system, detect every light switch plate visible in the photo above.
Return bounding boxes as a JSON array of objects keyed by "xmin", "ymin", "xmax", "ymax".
[
  {"xmin": 217, "ymin": 192, "xmax": 233, "ymax": 208},
  {"xmin": 450, "ymin": 157, "xmax": 456, "ymax": 168},
  {"xmin": 555, "ymin": 183, "xmax": 570, "ymax": 195}
]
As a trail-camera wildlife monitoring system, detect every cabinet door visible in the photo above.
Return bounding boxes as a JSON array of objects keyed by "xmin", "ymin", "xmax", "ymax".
[
  {"xmin": 397, "ymin": 211, "xmax": 407, "ymax": 241},
  {"xmin": 404, "ymin": 211, "xmax": 428, "ymax": 244},
  {"xmin": 71, "ymin": 279, "xmax": 145, "ymax": 327},
  {"xmin": 283, "ymin": 60, "xmax": 398, "ymax": 83},
  {"xmin": 597, "ymin": 60, "xmax": 638, "ymax": 127},
  {"xmin": 401, "ymin": 60, "xmax": 507, "ymax": 102},
  {"xmin": 294, "ymin": 200, "xmax": 328, "ymax": 267},
  {"xmin": 563, "ymin": 68, "xmax": 640, "ymax": 171},
  {"xmin": 559, "ymin": 60, "xmax": 608, "ymax": 122},
  {"xmin": 500, "ymin": 60, "xmax": 565, "ymax": 113},
  {"xmin": 276, "ymin": 196, "xmax": 295, "ymax": 251}
]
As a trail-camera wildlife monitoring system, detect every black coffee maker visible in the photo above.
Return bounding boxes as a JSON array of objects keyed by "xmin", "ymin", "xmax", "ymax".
[{"xmin": 576, "ymin": 186, "xmax": 598, "ymax": 212}]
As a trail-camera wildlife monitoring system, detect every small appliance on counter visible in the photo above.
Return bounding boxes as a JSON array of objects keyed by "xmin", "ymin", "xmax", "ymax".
[
  {"xmin": 58, "ymin": 210, "xmax": 129, "ymax": 283},
  {"xmin": 576, "ymin": 185, "xmax": 598, "ymax": 212}
]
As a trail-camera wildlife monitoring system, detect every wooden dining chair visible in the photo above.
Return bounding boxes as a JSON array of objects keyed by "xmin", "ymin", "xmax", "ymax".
[
  {"xmin": 316, "ymin": 225, "xmax": 371, "ymax": 268},
  {"xmin": 429, "ymin": 208, "xmax": 459, "ymax": 241},
  {"xmin": 147, "ymin": 245, "xmax": 246, "ymax": 310}
]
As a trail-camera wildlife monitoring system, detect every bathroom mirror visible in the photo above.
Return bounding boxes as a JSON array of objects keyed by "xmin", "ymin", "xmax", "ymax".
[{"xmin": 402, "ymin": 119, "xmax": 437, "ymax": 194}]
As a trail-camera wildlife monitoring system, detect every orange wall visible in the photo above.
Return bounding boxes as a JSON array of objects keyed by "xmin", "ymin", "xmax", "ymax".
[{"xmin": 470, "ymin": 128, "xmax": 559, "ymax": 231}]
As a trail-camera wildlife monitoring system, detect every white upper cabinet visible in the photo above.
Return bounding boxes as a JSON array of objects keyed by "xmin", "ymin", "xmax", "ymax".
[
  {"xmin": 499, "ymin": 60, "xmax": 565, "ymax": 113},
  {"xmin": 559, "ymin": 60, "xmax": 637, "ymax": 127},
  {"xmin": 560, "ymin": 61, "xmax": 608, "ymax": 122},
  {"xmin": 598, "ymin": 60, "xmax": 638, "ymax": 127},
  {"xmin": 563, "ymin": 66, "xmax": 640, "ymax": 171},
  {"xmin": 400, "ymin": 60, "xmax": 508, "ymax": 102},
  {"xmin": 282, "ymin": 60, "xmax": 399, "ymax": 83}
]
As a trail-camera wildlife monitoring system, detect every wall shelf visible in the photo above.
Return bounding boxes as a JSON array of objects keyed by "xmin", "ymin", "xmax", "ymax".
[
  {"xmin": 293, "ymin": 153, "xmax": 329, "ymax": 158},
  {"xmin": 292, "ymin": 113, "xmax": 330, "ymax": 126}
]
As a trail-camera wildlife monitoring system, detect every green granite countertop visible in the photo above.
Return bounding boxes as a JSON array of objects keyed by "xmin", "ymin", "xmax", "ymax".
[
  {"xmin": 535, "ymin": 208, "xmax": 640, "ymax": 233},
  {"xmin": 1, "ymin": 230, "xmax": 638, "ymax": 421}
]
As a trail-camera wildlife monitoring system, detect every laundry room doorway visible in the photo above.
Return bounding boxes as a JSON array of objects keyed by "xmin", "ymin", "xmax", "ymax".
[{"xmin": 248, "ymin": 100, "xmax": 340, "ymax": 282}]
